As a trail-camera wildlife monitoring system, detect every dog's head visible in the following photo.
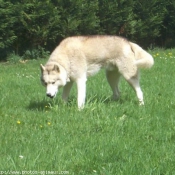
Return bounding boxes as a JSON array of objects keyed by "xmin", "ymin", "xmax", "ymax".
[{"xmin": 40, "ymin": 63, "xmax": 67, "ymax": 98}]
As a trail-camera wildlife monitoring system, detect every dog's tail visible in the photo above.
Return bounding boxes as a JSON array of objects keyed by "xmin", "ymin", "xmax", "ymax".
[{"xmin": 130, "ymin": 42, "xmax": 154, "ymax": 69}]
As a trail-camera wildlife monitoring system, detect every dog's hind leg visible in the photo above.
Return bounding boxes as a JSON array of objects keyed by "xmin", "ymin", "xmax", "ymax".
[
  {"xmin": 62, "ymin": 81, "xmax": 74, "ymax": 102},
  {"xmin": 117, "ymin": 58, "xmax": 144, "ymax": 105},
  {"xmin": 106, "ymin": 69, "xmax": 121, "ymax": 100},
  {"xmin": 123, "ymin": 71, "xmax": 144, "ymax": 105},
  {"xmin": 127, "ymin": 73, "xmax": 144, "ymax": 105}
]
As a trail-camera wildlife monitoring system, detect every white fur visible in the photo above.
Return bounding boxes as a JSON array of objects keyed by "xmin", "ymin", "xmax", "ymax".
[
  {"xmin": 40, "ymin": 36, "xmax": 154, "ymax": 109},
  {"xmin": 46, "ymin": 84, "xmax": 58, "ymax": 97}
]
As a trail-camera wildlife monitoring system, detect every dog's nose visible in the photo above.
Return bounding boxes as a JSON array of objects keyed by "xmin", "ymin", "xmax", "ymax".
[{"xmin": 46, "ymin": 93, "xmax": 54, "ymax": 98}]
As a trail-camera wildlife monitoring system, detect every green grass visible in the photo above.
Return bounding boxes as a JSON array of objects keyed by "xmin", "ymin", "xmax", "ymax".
[{"xmin": 0, "ymin": 49, "xmax": 175, "ymax": 174}]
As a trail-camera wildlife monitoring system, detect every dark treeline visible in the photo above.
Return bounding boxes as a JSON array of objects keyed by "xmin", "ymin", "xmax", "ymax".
[{"xmin": 0, "ymin": 0, "xmax": 175, "ymax": 60}]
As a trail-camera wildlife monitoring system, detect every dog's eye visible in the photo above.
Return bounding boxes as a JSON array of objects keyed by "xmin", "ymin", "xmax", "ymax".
[
  {"xmin": 52, "ymin": 82, "xmax": 55, "ymax": 84},
  {"xmin": 41, "ymin": 80, "xmax": 47, "ymax": 86}
]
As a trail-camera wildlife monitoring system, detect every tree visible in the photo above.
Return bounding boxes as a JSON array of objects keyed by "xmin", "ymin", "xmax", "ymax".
[
  {"xmin": 0, "ymin": 0, "xmax": 175, "ymax": 60},
  {"xmin": 158, "ymin": 0, "xmax": 175, "ymax": 47},
  {"xmin": 133, "ymin": 0, "xmax": 167, "ymax": 46},
  {"xmin": 0, "ymin": 1, "xmax": 18, "ymax": 58},
  {"xmin": 98, "ymin": 0, "xmax": 136, "ymax": 36}
]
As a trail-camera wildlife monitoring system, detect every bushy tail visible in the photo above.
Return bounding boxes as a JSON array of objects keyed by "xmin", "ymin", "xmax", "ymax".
[{"xmin": 130, "ymin": 42, "xmax": 154, "ymax": 69}]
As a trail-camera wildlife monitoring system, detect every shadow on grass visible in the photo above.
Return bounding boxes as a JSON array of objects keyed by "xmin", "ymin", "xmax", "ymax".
[
  {"xmin": 27, "ymin": 99, "xmax": 50, "ymax": 111},
  {"xmin": 86, "ymin": 94, "xmax": 125, "ymax": 105},
  {"xmin": 27, "ymin": 97, "xmax": 74, "ymax": 111},
  {"xmin": 27, "ymin": 94, "xmax": 131, "ymax": 111}
]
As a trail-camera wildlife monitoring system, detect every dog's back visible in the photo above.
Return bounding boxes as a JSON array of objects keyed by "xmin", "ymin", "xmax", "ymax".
[
  {"xmin": 58, "ymin": 36, "xmax": 153, "ymax": 67},
  {"xmin": 60, "ymin": 36, "xmax": 131, "ymax": 59}
]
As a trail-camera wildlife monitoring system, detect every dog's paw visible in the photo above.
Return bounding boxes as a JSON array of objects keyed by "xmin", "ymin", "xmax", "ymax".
[
  {"xmin": 139, "ymin": 101, "xmax": 144, "ymax": 106},
  {"xmin": 78, "ymin": 105, "xmax": 85, "ymax": 111},
  {"xmin": 112, "ymin": 94, "xmax": 120, "ymax": 101}
]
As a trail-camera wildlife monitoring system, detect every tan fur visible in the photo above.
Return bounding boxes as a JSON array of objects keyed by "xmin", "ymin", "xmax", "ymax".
[{"xmin": 40, "ymin": 35, "xmax": 154, "ymax": 109}]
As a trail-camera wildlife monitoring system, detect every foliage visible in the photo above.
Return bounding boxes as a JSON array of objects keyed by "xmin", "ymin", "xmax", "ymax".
[
  {"xmin": 159, "ymin": 1, "xmax": 175, "ymax": 47},
  {"xmin": 98, "ymin": 0, "xmax": 136, "ymax": 36},
  {"xmin": 0, "ymin": 0, "xmax": 175, "ymax": 60},
  {"xmin": 6, "ymin": 52, "xmax": 21, "ymax": 63},
  {"xmin": 0, "ymin": 1, "xmax": 17, "ymax": 49},
  {"xmin": 132, "ymin": 0, "xmax": 167, "ymax": 46},
  {"xmin": 22, "ymin": 46, "xmax": 50, "ymax": 60}
]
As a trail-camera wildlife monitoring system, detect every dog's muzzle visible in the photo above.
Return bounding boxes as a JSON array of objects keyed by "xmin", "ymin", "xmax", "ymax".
[
  {"xmin": 46, "ymin": 84, "xmax": 58, "ymax": 98},
  {"xmin": 46, "ymin": 93, "xmax": 54, "ymax": 98}
]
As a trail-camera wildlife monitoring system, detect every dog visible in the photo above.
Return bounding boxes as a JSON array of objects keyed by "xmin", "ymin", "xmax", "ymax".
[{"xmin": 40, "ymin": 35, "xmax": 154, "ymax": 109}]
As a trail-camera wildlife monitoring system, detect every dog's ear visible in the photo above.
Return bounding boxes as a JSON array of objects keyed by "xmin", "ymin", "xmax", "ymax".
[
  {"xmin": 53, "ymin": 65, "xmax": 60, "ymax": 72},
  {"xmin": 67, "ymin": 77, "xmax": 70, "ymax": 82},
  {"xmin": 40, "ymin": 64, "xmax": 45, "ymax": 72}
]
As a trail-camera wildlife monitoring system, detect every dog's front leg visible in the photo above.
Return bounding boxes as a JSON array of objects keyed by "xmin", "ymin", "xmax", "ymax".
[
  {"xmin": 62, "ymin": 81, "xmax": 74, "ymax": 102},
  {"xmin": 76, "ymin": 74, "xmax": 87, "ymax": 109}
]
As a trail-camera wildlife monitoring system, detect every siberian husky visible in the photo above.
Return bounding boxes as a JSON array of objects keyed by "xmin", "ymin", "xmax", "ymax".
[{"xmin": 40, "ymin": 36, "xmax": 154, "ymax": 109}]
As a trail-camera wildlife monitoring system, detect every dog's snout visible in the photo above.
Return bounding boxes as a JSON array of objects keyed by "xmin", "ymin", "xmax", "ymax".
[{"xmin": 46, "ymin": 93, "xmax": 54, "ymax": 98}]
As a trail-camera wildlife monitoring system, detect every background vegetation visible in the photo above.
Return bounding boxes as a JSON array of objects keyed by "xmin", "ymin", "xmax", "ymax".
[
  {"xmin": 1, "ymin": 0, "xmax": 175, "ymax": 60},
  {"xmin": 0, "ymin": 49, "xmax": 175, "ymax": 174}
]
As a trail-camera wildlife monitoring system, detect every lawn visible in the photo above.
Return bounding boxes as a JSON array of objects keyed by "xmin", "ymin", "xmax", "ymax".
[{"xmin": 0, "ymin": 49, "xmax": 175, "ymax": 175}]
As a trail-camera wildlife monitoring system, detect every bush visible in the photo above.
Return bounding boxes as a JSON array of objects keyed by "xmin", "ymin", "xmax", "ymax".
[
  {"xmin": 7, "ymin": 52, "xmax": 21, "ymax": 63},
  {"xmin": 22, "ymin": 46, "xmax": 50, "ymax": 60},
  {"xmin": 1, "ymin": 0, "xmax": 175, "ymax": 61}
]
